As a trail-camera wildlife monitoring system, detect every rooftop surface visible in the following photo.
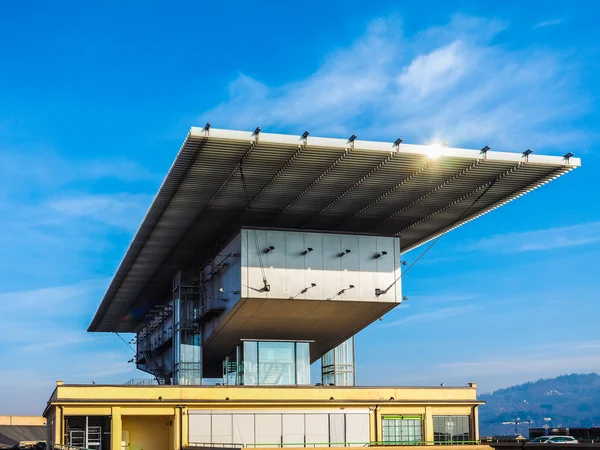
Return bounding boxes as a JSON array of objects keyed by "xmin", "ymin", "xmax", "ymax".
[{"xmin": 89, "ymin": 127, "xmax": 580, "ymax": 332}]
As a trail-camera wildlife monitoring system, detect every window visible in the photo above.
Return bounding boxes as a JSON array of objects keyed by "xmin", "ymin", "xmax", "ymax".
[
  {"xmin": 242, "ymin": 341, "xmax": 311, "ymax": 385},
  {"xmin": 433, "ymin": 416, "xmax": 471, "ymax": 444},
  {"xmin": 382, "ymin": 416, "xmax": 423, "ymax": 445},
  {"xmin": 321, "ymin": 337, "xmax": 356, "ymax": 386},
  {"xmin": 258, "ymin": 342, "xmax": 295, "ymax": 385}
]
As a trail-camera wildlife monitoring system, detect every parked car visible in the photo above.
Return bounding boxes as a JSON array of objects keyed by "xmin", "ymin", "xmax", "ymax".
[{"xmin": 529, "ymin": 436, "xmax": 580, "ymax": 444}]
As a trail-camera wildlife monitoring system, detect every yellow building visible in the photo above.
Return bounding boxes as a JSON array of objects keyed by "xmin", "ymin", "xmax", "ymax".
[
  {"xmin": 0, "ymin": 415, "xmax": 46, "ymax": 448},
  {"xmin": 44, "ymin": 381, "xmax": 484, "ymax": 450}
]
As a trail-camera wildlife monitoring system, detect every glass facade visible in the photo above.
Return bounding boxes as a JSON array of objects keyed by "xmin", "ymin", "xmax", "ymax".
[
  {"xmin": 235, "ymin": 341, "xmax": 310, "ymax": 386},
  {"xmin": 382, "ymin": 416, "xmax": 423, "ymax": 445},
  {"xmin": 322, "ymin": 336, "xmax": 355, "ymax": 386},
  {"xmin": 433, "ymin": 416, "xmax": 471, "ymax": 444},
  {"xmin": 173, "ymin": 271, "xmax": 203, "ymax": 385}
]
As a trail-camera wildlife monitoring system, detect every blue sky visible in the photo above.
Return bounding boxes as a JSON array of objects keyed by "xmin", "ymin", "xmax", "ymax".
[{"xmin": 1, "ymin": 0, "xmax": 600, "ymax": 415}]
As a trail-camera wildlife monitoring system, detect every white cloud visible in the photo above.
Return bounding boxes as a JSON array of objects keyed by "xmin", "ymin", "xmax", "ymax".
[
  {"xmin": 464, "ymin": 221, "xmax": 600, "ymax": 253},
  {"xmin": 397, "ymin": 41, "xmax": 466, "ymax": 100},
  {"xmin": 0, "ymin": 150, "xmax": 157, "ymax": 190},
  {"xmin": 0, "ymin": 351, "xmax": 138, "ymax": 414},
  {"xmin": 47, "ymin": 193, "xmax": 153, "ymax": 230},
  {"xmin": 202, "ymin": 15, "xmax": 587, "ymax": 151},
  {"xmin": 361, "ymin": 339, "xmax": 600, "ymax": 392},
  {"xmin": 0, "ymin": 281, "xmax": 108, "ymax": 349},
  {"xmin": 406, "ymin": 293, "xmax": 479, "ymax": 303},
  {"xmin": 0, "ymin": 280, "xmax": 106, "ymax": 312},
  {"xmin": 534, "ymin": 19, "xmax": 564, "ymax": 29},
  {"xmin": 438, "ymin": 353, "xmax": 600, "ymax": 394},
  {"xmin": 380, "ymin": 305, "xmax": 476, "ymax": 327},
  {"xmin": 0, "ymin": 280, "xmax": 140, "ymax": 414}
]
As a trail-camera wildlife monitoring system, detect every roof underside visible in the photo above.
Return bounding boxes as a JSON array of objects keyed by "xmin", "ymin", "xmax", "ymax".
[{"xmin": 89, "ymin": 127, "xmax": 580, "ymax": 332}]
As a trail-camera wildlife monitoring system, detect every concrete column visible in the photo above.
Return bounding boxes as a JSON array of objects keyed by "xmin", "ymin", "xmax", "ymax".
[
  {"xmin": 424, "ymin": 406, "xmax": 434, "ymax": 443},
  {"xmin": 111, "ymin": 407, "xmax": 122, "ymax": 450},
  {"xmin": 54, "ymin": 407, "xmax": 64, "ymax": 447},
  {"xmin": 181, "ymin": 408, "xmax": 189, "ymax": 448},
  {"xmin": 173, "ymin": 409, "xmax": 181, "ymax": 450},
  {"xmin": 371, "ymin": 407, "xmax": 381, "ymax": 443},
  {"xmin": 472, "ymin": 406, "xmax": 480, "ymax": 441}
]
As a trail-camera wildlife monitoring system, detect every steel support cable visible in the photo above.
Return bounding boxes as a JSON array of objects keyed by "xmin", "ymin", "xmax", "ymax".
[
  {"xmin": 379, "ymin": 177, "xmax": 499, "ymax": 295},
  {"xmin": 115, "ymin": 331, "xmax": 136, "ymax": 354},
  {"xmin": 239, "ymin": 165, "xmax": 269, "ymax": 291}
]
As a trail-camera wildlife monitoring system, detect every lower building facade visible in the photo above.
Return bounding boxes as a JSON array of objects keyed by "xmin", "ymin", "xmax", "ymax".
[{"xmin": 44, "ymin": 382, "xmax": 485, "ymax": 450}]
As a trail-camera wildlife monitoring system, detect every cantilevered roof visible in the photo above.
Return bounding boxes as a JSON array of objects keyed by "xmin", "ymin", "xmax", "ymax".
[{"xmin": 89, "ymin": 127, "xmax": 580, "ymax": 332}]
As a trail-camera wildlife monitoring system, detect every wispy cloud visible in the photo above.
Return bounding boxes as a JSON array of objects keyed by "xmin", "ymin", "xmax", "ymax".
[
  {"xmin": 47, "ymin": 193, "xmax": 153, "ymax": 231},
  {"xmin": 0, "ymin": 351, "xmax": 137, "ymax": 414},
  {"xmin": 0, "ymin": 149, "xmax": 158, "ymax": 190},
  {"xmin": 0, "ymin": 280, "xmax": 107, "ymax": 317},
  {"xmin": 407, "ymin": 293, "xmax": 479, "ymax": 303},
  {"xmin": 0, "ymin": 281, "xmax": 108, "ymax": 350},
  {"xmin": 440, "ymin": 353, "xmax": 600, "ymax": 388},
  {"xmin": 464, "ymin": 221, "xmax": 600, "ymax": 253},
  {"xmin": 534, "ymin": 19, "xmax": 564, "ymax": 29},
  {"xmin": 0, "ymin": 280, "xmax": 138, "ymax": 413},
  {"xmin": 380, "ymin": 305, "xmax": 476, "ymax": 327},
  {"xmin": 203, "ymin": 15, "xmax": 586, "ymax": 151},
  {"xmin": 362, "ymin": 339, "xmax": 600, "ymax": 392}
]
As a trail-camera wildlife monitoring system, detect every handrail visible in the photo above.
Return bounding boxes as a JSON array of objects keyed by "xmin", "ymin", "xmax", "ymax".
[
  {"xmin": 53, "ymin": 444, "xmax": 92, "ymax": 450},
  {"xmin": 189, "ymin": 440, "xmax": 481, "ymax": 448},
  {"xmin": 53, "ymin": 443, "xmax": 145, "ymax": 450},
  {"xmin": 188, "ymin": 444, "xmax": 243, "ymax": 448}
]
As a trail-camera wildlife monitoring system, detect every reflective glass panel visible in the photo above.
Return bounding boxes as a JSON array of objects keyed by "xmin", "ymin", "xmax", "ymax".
[
  {"xmin": 258, "ymin": 341, "xmax": 295, "ymax": 385},
  {"xmin": 295, "ymin": 342, "xmax": 310, "ymax": 385},
  {"xmin": 243, "ymin": 341, "xmax": 258, "ymax": 386}
]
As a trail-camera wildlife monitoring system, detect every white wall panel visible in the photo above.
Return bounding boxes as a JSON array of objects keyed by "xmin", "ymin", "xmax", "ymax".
[
  {"xmin": 265, "ymin": 230, "xmax": 287, "ymax": 298},
  {"xmin": 189, "ymin": 410, "xmax": 371, "ymax": 448},
  {"xmin": 245, "ymin": 229, "xmax": 269, "ymax": 297},
  {"xmin": 211, "ymin": 414, "xmax": 233, "ymax": 444},
  {"xmin": 188, "ymin": 414, "xmax": 211, "ymax": 444},
  {"xmin": 232, "ymin": 414, "xmax": 254, "ymax": 446},
  {"xmin": 322, "ymin": 233, "xmax": 342, "ymax": 299},
  {"xmin": 340, "ymin": 235, "xmax": 360, "ymax": 300},
  {"xmin": 345, "ymin": 413, "xmax": 370, "ymax": 446},
  {"xmin": 358, "ymin": 235, "xmax": 377, "ymax": 301},
  {"xmin": 303, "ymin": 232, "xmax": 324, "ymax": 300},
  {"xmin": 393, "ymin": 237, "xmax": 402, "ymax": 302},
  {"xmin": 240, "ymin": 229, "xmax": 400, "ymax": 303},
  {"xmin": 330, "ymin": 414, "xmax": 345, "ymax": 447},
  {"xmin": 305, "ymin": 413, "xmax": 329, "ymax": 447},
  {"xmin": 376, "ymin": 236, "xmax": 397, "ymax": 302},
  {"xmin": 255, "ymin": 414, "xmax": 282, "ymax": 447},
  {"xmin": 285, "ymin": 231, "xmax": 306, "ymax": 299},
  {"xmin": 283, "ymin": 414, "xmax": 305, "ymax": 445}
]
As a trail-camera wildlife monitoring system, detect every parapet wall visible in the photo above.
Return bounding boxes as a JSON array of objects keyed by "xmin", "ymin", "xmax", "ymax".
[{"xmin": 0, "ymin": 415, "xmax": 46, "ymax": 426}]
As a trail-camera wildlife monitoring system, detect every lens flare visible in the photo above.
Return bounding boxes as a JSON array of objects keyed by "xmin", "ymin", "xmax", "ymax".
[{"xmin": 427, "ymin": 143, "xmax": 445, "ymax": 159}]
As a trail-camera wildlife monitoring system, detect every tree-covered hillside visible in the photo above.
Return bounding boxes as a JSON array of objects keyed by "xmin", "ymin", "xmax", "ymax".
[{"xmin": 479, "ymin": 373, "xmax": 600, "ymax": 436}]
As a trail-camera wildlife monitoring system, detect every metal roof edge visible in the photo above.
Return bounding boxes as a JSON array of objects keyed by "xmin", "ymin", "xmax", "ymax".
[
  {"xmin": 88, "ymin": 129, "xmax": 204, "ymax": 332},
  {"xmin": 401, "ymin": 166, "xmax": 576, "ymax": 253},
  {"xmin": 190, "ymin": 127, "xmax": 582, "ymax": 167}
]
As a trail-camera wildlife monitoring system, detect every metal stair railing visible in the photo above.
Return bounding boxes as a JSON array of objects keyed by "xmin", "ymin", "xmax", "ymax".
[{"xmin": 53, "ymin": 444, "xmax": 92, "ymax": 450}]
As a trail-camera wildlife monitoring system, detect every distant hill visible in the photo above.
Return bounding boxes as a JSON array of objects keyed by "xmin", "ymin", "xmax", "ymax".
[{"xmin": 478, "ymin": 373, "xmax": 600, "ymax": 437}]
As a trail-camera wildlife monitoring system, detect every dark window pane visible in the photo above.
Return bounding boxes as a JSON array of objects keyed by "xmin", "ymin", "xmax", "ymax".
[{"xmin": 433, "ymin": 415, "xmax": 471, "ymax": 444}]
